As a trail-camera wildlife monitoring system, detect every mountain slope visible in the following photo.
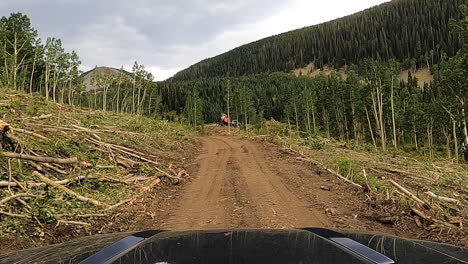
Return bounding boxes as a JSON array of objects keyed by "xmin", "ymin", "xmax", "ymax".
[
  {"xmin": 82, "ymin": 67, "xmax": 132, "ymax": 91},
  {"xmin": 172, "ymin": 0, "xmax": 463, "ymax": 80}
]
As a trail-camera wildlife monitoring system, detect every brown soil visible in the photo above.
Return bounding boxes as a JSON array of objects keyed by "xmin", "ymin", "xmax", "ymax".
[
  {"xmin": 5, "ymin": 126, "xmax": 461, "ymax": 255},
  {"xmin": 113, "ymin": 128, "xmax": 399, "ymax": 236}
]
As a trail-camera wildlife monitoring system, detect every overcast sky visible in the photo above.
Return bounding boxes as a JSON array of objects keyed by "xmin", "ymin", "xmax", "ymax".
[{"xmin": 1, "ymin": 0, "xmax": 390, "ymax": 80}]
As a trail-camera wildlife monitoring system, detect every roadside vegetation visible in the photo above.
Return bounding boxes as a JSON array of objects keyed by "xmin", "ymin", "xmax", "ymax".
[
  {"xmin": 241, "ymin": 120, "xmax": 467, "ymax": 246},
  {"xmin": 0, "ymin": 0, "xmax": 466, "ymax": 251},
  {"xmin": 0, "ymin": 88, "xmax": 195, "ymax": 251}
]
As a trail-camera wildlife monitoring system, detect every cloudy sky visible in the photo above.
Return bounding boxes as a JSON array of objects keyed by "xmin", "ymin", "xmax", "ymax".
[{"xmin": 1, "ymin": 0, "xmax": 389, "ymax": 80}]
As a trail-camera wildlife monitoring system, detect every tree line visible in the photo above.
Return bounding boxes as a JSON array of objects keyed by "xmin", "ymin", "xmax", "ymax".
[
  {"xmin": 0, "ymin": 13, "xmax": 82, "ymax": 104},
  {"xmin": 1, "ymin": 4, "xmax": 466, "ymax": 161},
  {"xmin": 172, "ymin": 0, "xmax": 464, "ymax": 80}
]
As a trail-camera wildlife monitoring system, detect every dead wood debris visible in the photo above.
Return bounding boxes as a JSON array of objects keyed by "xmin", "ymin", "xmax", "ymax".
[{"xmin": 2, "ymin": 152, "xmax": 78, "ymax": 164}]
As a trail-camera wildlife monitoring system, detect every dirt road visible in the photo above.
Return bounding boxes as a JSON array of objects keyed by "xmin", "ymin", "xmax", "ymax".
[
  {"xmin": 164, "ymin": 136, "xmax": 329, "ymax": 230},
  {"xmin": 114, "ymin": 129, "xmax": 396, "ymax": 236}
]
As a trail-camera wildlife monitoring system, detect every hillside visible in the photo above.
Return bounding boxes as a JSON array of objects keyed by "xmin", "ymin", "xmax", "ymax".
[
  {"xmin": 82, "ymin": 67, "xmax": 132, "ymax": 92},
  {"xmin": 171, "ymin": 0, "xmax": 463, "ymax": 80},
  {"xmin": 0, "ymin": 89, "xmax": 195, "ymax": 252},
  {"xmin": 292, "ymin": 63, "xmax": 435, "ymax": 87}
]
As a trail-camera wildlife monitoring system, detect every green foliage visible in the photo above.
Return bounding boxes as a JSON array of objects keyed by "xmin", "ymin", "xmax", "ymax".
[{"xmin": 172, "ymin": 0, "xmax": 464, "ymax": 80}]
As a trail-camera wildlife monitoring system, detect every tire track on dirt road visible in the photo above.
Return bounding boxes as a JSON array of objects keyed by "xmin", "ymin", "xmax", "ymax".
[{"xmin": 164, "ymin": 135, "xmax": 329, "ymax": 230}]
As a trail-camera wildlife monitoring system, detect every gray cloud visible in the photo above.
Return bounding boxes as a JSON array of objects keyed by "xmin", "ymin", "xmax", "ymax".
[
  {"xmin": 1, "ymin": 0, "xmax": 389, "ymax": 80},
  {"xmin": 0, "ymin": 0, "xmax": 288, "ymax": 79}
]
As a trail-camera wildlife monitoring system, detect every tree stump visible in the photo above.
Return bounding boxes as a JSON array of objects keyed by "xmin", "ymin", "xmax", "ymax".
[{"xmin": 0, "ymin": 120, "xmax": 11, "ymax": 150}]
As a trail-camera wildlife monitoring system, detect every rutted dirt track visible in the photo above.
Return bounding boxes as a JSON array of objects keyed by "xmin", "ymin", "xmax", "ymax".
[
  {"xmin": 129, "ymin": 130, "xmax": 397, "ymax": 235},
  {"xmin": 165, "ymin": 136, "xmax": 328, "ymax": 230}
]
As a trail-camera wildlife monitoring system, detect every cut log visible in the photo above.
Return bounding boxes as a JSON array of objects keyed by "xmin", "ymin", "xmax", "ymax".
[
  {"xmin": 31, "ymin": 114, "xmax": 52, "ymax": 120},
  {"xmin": 32, "ymin": 171, "xmax": 108, "ymax": 207},
  {"xmin": 388, "ymin": 180, "xmax": 429, "ymax": 207},
  {"xmin": 0, "ymin": 175, "xmax": 105, "ymax": 188},
  {"xmin": 12, "ymin": 128, "xmax": 48, "ymax": 140},
  {"xmin": 2, "ymin": 152, "xmax": 78, "ymax": 164},
  {"xmin": 295, "ymin": 155, "xmax": 362, "ymax": 188},
  {"xmin": 89, "ymin": 138, "xmax": 181, "ymax": 180},
  {"xmin": 424, "ymin": 191, "xmax": 461, "ymax": 205},
  {"xmin": 411, "ymin": 207, "xmax": 456, "ymax": 229}
]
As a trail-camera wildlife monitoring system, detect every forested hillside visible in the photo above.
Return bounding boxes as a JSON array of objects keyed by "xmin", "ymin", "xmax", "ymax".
[
  {"xmin": 1, "ymin": 1, "xmax": 467, "ymax": 161},
  {"xmin": 172, "ymin": 0, "xmax": 464, "ymax": 80},
  {"xmin": 160, "ymin": 2, "xmax": 468, "ymax": 161}
]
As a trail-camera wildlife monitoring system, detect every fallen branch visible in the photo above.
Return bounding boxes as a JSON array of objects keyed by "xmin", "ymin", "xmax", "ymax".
[
  {"xmin": 57, "ymin": 219, "xmax": 91, "ymax": 226},
  {"xmin": 411, "ymin": 207, "xmax": 456, "ymax": 229},
  {"xmin": 141, "ymin": 178, "xmax": 161, "ymax": 193},
  {"xmin": 89, "ymin": 138, "xmax": 181, "ymax": 180},
  {"xmin": 362, "ymin": 169, "xmax": 372, "ymax": 192},
  {"xmin": 325, "ymin": 167, "xmax": 363, "ymax": 188},
  {"xmin": 388, "ymin": 180, "xmax": 429, "ymax": 207},
  {"xmin": 0, "ymin": 181, "xmax": 44, "ymax": 188},
  {"xmin": 2, "ymin": 152, "xmax": 78, "ymax": 164},
  {"xmin": 32, "ymin": 171, "xmax": 108, "ymax": 207},
  {"xmin": 0, "ymin": 210, "xmax": 31, "ymax": 218},
  {"xmin": 0, "ymin": 175, "xmax": 108, "ymax": 188},
  {"xmin": 88, "ymin": 138, "xmax": 160, "ymax": 160},
  {"xmin": 0, "ymin": 193, "xmax": 36, "ymax": 206},
  {"xmin": 41, "ymin": 162, "xmax": 68, "ymax": 175},
  {"xmin": 424, "ymin": 191, "xmax": 461, "ymax": 205},
  {"xmin": 76, "ymin": 213, "xmax": 107, "ymax": 218},
  {"xmin": 31, "ymin": 114, "xmax": 52, "ymax": 120},
  {"xmin": 293, "ymin": 151, "xmax": 362, "ymax": 188},
  {"xmin": 12, "ymin": 128, "xmax": 48, "ymax": 140},
  {"xmin": 381, "ymin": 167, "xmax": 434, "ymax": 181},
  {"xmin": 106, "ymin": 198, "xmax": 134, "ymax": 211}
]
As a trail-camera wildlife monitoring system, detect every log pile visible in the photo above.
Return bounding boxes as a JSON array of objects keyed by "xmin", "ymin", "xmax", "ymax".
[{"xmin": 0, "ymin": 122, "xmax": 189, "ymax": 228}]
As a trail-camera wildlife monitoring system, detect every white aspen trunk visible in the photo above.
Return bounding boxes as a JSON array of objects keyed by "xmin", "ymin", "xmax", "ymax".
[
  {"xmin": 60, "ymin": 83, "xmax": 65, "ymax": 104},
  {"xmin": 413, "ymin": 121, "xmax": 418, "ymax": 150},
  {"xmin": 371, "ymin": 91, "xmax": 381, "ymax": 140},
  {"xmin": 12, "ymin": 33, "xmax": 17, "ymax": 90},
  {"xmin": 452, "ymin": 119, "xmax": 458, "ymax": 162},
  {"xmin": 140, "ymin": 86, "xmax": 147, "ymax": 115},
  {"xmin": 3, "ymin": 42, "xmax": 9, "ymax": 87},
  {"xmin": 365, "ymin": 105, "xmax": 377, "ymax": 151},
  {"xmin": 102, "ymin": 87, "xmax": 108, "ymax": 111},
  {"xmin": 94, "ymin": 88, "xmax": 97, "ymax": 110},
  {"xmin": 67, "ymin": 79, "xmax": 72, "ymax": 105},
  {"xmin": 312, "ymin": 106, "xmax": 317, "ymax": 134},
  {"xmin": 442, "ymin": 127, "xmax": 452, "ymax": 159},
  {"xmin": 378, "ymin": 80, "xmax": 386, "ymax": 150},
  {"xmin": 44, "ymin": 64, "xmax": 50, "ymax": 100},
  {"xmin": 391, "ymin": 76, "xmax": 397, "ymax": 149},
  {"xmin": 116, "ymin": 74, "xmax": 122, "ymax": 112},
  {"xmin": 52, "ymin": 67, "xmax": 58, "ymax": 103},
  {"xmin": 29, "ymin": 49, "xmax": 37, "ymax": 94},
  {"xmin": 462, "ymin": 109, "xmax": 468, "ymax": 152},
  {"xmin": 351, "ymin": 102, "xmax": 357, "ymax": 140}
]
